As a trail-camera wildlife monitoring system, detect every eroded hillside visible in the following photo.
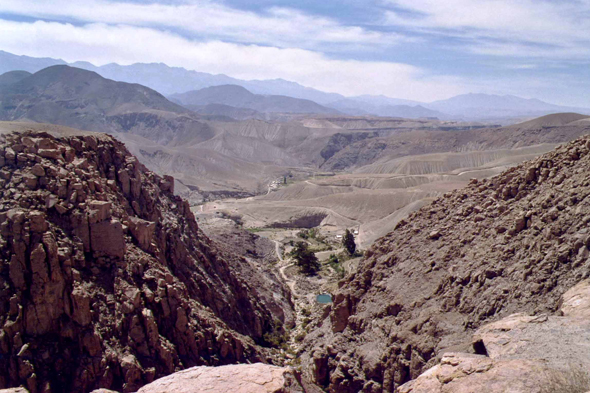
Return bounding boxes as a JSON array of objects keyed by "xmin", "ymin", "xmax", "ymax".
[
  {"xmin": 0, "ymin": 127, "xmax": 293, "ymax": 392},
  {"xmin": 321, "ymin": 113, "xmax": 590, "ymax": 172},
  {"xmin": 300, "ymin": 133, "xmax": 590, "ymax": 391}
]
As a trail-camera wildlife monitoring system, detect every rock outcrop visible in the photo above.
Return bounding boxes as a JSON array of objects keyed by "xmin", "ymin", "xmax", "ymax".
[
  {"xmin": 136, "ymin": 363, "xmax": 306, "ymax": 393},
  {"xmin": 399, "ymin": 279, "xmax": 590, "ymax": 392},
  {"xmin": 301, "ymin": 135, "xmax": 590, "ymax": 391},
  {"xmin": 0, "ymin": 128, "xmax": 293, "ymax": 392}
]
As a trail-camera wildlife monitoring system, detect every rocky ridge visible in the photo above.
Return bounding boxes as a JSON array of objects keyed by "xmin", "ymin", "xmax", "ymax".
[
  {"xmin": 0, "ymin": 128, "xmax": 292, "ymax": 392},
  {"xmin": 301, "ymin": 134, "xmax": 590, "ymax": 391},
  {"xmin": 399, "ymin": 279, "xmax": 590, "ymax": 392}
]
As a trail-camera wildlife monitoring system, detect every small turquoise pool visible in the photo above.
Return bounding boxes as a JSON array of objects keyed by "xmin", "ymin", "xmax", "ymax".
[{"xmin": 316, "ymin": 294, "xmax": 333, "ymax": 304}]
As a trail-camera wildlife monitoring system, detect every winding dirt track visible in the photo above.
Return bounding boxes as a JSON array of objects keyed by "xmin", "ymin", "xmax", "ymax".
[
  {"xmin": 274, "ymin": 240, "xmax": 297, "ymax": 294},
  {"xmin": 274, "ymin": 240, "xmax": 283, "ymax": 261}
]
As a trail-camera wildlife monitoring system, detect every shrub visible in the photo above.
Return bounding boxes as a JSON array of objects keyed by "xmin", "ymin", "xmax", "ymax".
[
  {"xmin": 294, "ymin": 332, "xmax": 306, "ymax": 342},
  {"xmin": 301, "ymin": 317, "xmax": 311, "ymax": 329},
  {"xmin": 261, "ymin": 319, "xmax": 290, "ymax": 350},
  {"xmin": 219, "ymin": 211, "xmax": 244, "ymax": 226}
]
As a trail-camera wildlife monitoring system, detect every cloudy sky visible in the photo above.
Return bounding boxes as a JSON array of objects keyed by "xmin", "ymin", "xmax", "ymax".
[{"xmin": 0, "ymin": 0, "xmax": 589, "ymax": 105}]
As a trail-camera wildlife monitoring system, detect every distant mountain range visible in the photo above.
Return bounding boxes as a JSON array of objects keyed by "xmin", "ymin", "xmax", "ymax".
[
  {"xmin": 328, "ymin": 97, "xmax": 448, "ymax": 119},
  {"xmin": 0, "ymin": 50, "xmax": 343, "ymax": 104},
  {"xmin": 1, "ymin": 50, "xmax": 589, "ymax": 121},
  {"xmin": 425, "ymin": 93, "xmax": 590, "ymax": 120},
  {"xmin": 0, "ymin": 65, "xmax": 214, "ymax": 145},
  {"xmin": 171, "ymin": 84, "xmax": 339, "ymax": 115}
]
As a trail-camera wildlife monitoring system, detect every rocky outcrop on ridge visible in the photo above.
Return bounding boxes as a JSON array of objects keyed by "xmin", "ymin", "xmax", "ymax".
[
  {"xmin": 0, "ymin": 128, "xmax": 293, "ymax": 392},
  {"xmin": 399, "ymin": 279, "xmax": 590, "ymax": 392},
  {"xmin": 301, "ymin": 134, "xmax": 590, "ymax": 391}
]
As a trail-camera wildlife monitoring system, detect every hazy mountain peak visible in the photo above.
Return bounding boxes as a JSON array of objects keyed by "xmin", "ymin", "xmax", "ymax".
[
  {"xmin": 172, "ymin": 84, "xmax": 338, "ymax": 115},
  {"xmin": 0, "ymin": 70, "xmax": 32, "ymax": 87},
  {"xmin": 425, "ymin": 92, "xmax": 590, "ymax": 120}
]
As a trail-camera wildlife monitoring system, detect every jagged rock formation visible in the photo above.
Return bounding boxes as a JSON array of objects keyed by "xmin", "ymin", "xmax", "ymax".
[
  {"xmin": 301, "ymin": 134, "xmax": 590, "ymax": 391},
  {"xmin": 0, "ymin": 128, "xmax": 292, "ymax": 392},
  {"xmin": 399, "ymin": 279, "xmax": 590, "ymax": 392},
  {"xmin": 135, "ymin": 363, "xmax": 308, "ymax": 393}
]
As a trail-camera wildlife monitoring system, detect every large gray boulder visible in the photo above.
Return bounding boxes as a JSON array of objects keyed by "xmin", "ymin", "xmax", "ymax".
[{"xmin": 136, "ymin": 363, "xmax": 306, "ymax": 393}]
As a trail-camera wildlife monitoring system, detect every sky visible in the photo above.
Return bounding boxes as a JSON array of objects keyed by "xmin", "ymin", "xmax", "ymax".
[{"xmin": 0, "ymin": 0, "xmax": 589, "ymax": 105}]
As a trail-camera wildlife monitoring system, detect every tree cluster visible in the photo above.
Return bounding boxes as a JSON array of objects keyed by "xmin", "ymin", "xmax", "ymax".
[
  {"xmin": 290, "ymin": 241, "xmax": 320, "ymax": 275},
  {"xmin": 342, "ymin": 229, "xmax": 356, "ymax": 255}
]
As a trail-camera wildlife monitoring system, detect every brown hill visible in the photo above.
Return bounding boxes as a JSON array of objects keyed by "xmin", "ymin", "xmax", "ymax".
[
  {"xmin": 506, "ymin": 112, "xmax": 590, "ymax": 129},
  {"xmin": 0, "ymin": 71, "xmax": 31, "ymax": 87},
  {"xmin": 301, "ymin": 134, "xmax": 590, "ymax": 391},
  {"xmin": 0, "ymin": 126, "xmax": 293, "ymax": 392},
  {"xmin": 171, "ymin": 84, "xmax": 339, "ymax": 115},
  {"xmin": 0, "ymin": 66, "xmax": 215, "ymax": 146}
]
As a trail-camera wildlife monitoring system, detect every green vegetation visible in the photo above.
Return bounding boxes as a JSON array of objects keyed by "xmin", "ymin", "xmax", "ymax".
[
  {"xmin": 297, "ymin": 228, "xmax": 333, "ymax": 252},
  {"xmin": 327, "ymin": 254, "xmax": 339, "ymax": 264},
  {"xmin": 261, "ymin": 319, "xmax": 290, "ymax": 350},
  {"xmin": 245, "ymin": 227, "xmax": 266, "ymax": 233},
  {"xmin": 289, "ymin": 241, "xmax": 320, "ymax": 275},
  {"xmin": 294, "ymin": 332, "xmax": 307, "ymax": 342},
  {"xmin": 301, "ymin": 317, "xmax": 311, "ymax": 329},
  {"xmin": 218, "ymin": 211, "xmax": 244, "ymax": 226},
  {"xmin": 342, "ymin": 229, "xmax": 356, "ymax": 255},
  {"xmin": 309, "ymin": 244, "xmax": 333, "ymax": 253},
  {"xmin": 297, "ymin": 228, "xmax": 321, "ymax": 240},
  {"xmin": 326, "ymin": 253, "xmax": 345, "ymax": 277},
  {"xmin": 324, "ymin": 254, "xmax": 344, "ymax": 278}
]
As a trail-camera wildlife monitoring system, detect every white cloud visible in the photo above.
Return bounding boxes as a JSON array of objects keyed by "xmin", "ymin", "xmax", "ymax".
[
  {"xmin": 384, "ymin": 0, "xmax": 590, "ymax": 58},
  {"xmin": 0, "ymin": 19, "xmax": 466, "ymax": 100},
  {"xmin": 0, "ymin": 0, "xmax": 407, "ymax": 50}
]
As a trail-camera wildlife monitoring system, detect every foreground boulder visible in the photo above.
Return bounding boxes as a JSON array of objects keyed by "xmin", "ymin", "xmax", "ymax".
[
  {"xmin": 399, "ymin": 279, "xmax": 590, "ymax": 392},
  {"xmin": 136, "ymin": 363, "xmax": 306, "ymax": 393},
  {"xmin": 301, "ymin": 135, "xmax": 590, "ymax": 391},
  {"xmin": 0, "ymin": 129, "xmax": 293, "ymax": 392}
]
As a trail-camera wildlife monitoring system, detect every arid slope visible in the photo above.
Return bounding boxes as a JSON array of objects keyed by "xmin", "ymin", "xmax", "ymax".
[{"xmin": 301, "ymin": 134, "xmax": 590, "ymax": 392}]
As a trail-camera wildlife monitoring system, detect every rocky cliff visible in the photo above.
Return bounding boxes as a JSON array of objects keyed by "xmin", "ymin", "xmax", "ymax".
[
  {"xmin": 302, "ymin": 134, "xmax": 590, "ymax": 391},
  {"xmin": 0, "ymin": 127, "xmax": 292, "ymax": 392}
]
